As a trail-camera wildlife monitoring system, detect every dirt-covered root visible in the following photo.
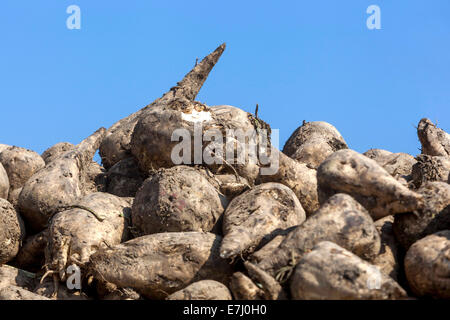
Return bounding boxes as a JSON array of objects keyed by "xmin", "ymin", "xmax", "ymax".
[
  {"xmin": 0, "ymin": 163, "xmax": 9, "ymax": 200},
  {"xmin": 0, "ymin": 265, "xmax": 36, "ymax": 290},
  {"xmin": 42, "ymin": 141, "xmax": 107, "ymax": 194},
  {"xmin": 45, "ymin": 192, "xmax": 132, "ymax": 280},
  {"xmin": 290, "ymin": 241, "xmax": 407, "ymax": 300},
  {"xmin": 250, "ymin": 235, "xmax": 286, "ymax": 264},
  {"xmin": 379, "ymin": 153, "xmax": 416, "ymax": 178},
  {"xmin": 220, "ymin": 183, "xmax": 305, "ymax": 260},
  {"xmin": 13, "ymin": 229, "xmax": 48, "ymax": 272},
  {"xmin": 0, "ymin": 285, "xmax": 51, "ymax": 300},
  {"xmin": 0, "ymin": 146, "xmax": 45, "ymax": 205},
  {"xmin": 194, "ymin": 159, "xmax": 253, "ymax": 196},
  {"xmin": 364, "ymin": 148, "xmax": 416, "ymax": 176},
  {"xmin": 132, "ymin": 166, "xmax": 225, "ymax": 236},
  {"xmin": 404, "ymin": 231, "xmax": 450, "ymax": 299},
  {"xmin": 417, "ymin": 118, "xmax": 450, "ymax": 157},
  {"xmin": 256, "ymin": 193, "xmax": 380, "ymax": 279},
  {"xmin": 0, "ymin": 146, "xmax": 45, "ymax": 190},
  {"xmin": 0, "ymin": 198, "xmax": 26, "ymax": 264},
  {"xmin": 18, "ymin": 127, "xmax": 106, "ymax": 232},
  {"xmin": 100, "ymin": 43, "xmax": 226, "ymax": 169},
  {"xmin": 212, "ymin": 174, "xmax": 250, "ymax": 200},
  {"xmin": 244, "ymin": 262, "xmax": 287, "ymax": 300},
  {"xmin": 166, "ymin": 280, "xmax": 232, "ymax": 300},
  {"xmin": 257, "ymin": 150, "xmax": 319, "ymax": 216},
  {"xmin": 393, "ymin": 182, "xmax": 450, "ymax": 250},
  {"xmin": 283, "ymin": 121, "xmax": 348, "ymax": 169},
  {"xmin": 33, "ymin": 278, "xmax": 89, "ymax": 300},
  {"xmin": 207, "ymin": 105, "xmax": 267, "ymax": 185},
  {"xmin": 411, "ymin": 154, "xmax": 450, "ymax": 189},
  {"xmin": 206, "ymin": 133, "xmax": 261, "ymax": 186},
  {"xmin": 229, "ymin": 272, "xmax": 265, "ymax": 300},
  {"xmin": 371, "ymin": 216, "xmax": 401, "ymax": 281},
  {"xmin": 101, "ymin": 286, "xmax": 143, "ymax": 300},
  {"xmin": 87, "ymin": 232, "xmax": 233, "ymax": 300},
  {"xmin": 41, "ymin": 142, "xmax": 74, "ymax": 165},
  {"xmin": 317, "ymin": 149, "xmax": 424, "ymax": 220},
  {"xmin": 365, "ymin": 151, "xmax": 416, "ymax": 185},
  {"xmin": 102, "ymin": 157, "xmax": 145, "ymax": 197}
]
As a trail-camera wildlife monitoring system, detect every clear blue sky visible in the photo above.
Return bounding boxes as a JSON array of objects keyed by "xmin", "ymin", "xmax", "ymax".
[{"xmin": 1, "ymin": 1, "xmax": 449, "ymax": 158}]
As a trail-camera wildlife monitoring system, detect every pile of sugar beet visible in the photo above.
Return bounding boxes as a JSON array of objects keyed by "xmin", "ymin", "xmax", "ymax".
[{"xmin": 1, "ymin": 44, "xmax": 449, "ymax": 301}]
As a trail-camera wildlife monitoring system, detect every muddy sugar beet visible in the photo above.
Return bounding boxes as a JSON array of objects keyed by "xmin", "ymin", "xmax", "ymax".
[
  {"xmin": 220, "ymin": 182, "xmax": 305, "ymax": 260},
  {"xmin": 1, "ymin": 44, "xmax": 450, "ymax": 301},
  {"xmin": 87, "ymin": 232, "xmax": 233, "ymax": 299},
  {"xmin": 132, "ymin": 166, "xmax": 225, "ymax": 236}
]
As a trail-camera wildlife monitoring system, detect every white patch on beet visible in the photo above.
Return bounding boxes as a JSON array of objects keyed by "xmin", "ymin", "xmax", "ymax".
[{"xmin": 181, "ymin": 110, "xmax": 212, "ymax": 123}]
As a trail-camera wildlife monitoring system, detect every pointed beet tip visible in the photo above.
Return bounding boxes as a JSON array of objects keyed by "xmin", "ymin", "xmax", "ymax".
[{"xmin": 165, "ymin": 43, "xmax": 227, "ymax": 102}]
